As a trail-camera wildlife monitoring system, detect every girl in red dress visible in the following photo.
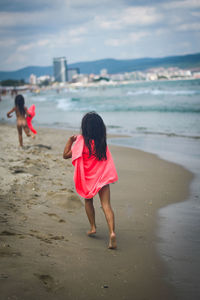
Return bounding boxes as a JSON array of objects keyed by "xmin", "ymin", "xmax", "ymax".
[{"xmin": 63, "ymin": 112, "xmax": 118, "ymax": 249}]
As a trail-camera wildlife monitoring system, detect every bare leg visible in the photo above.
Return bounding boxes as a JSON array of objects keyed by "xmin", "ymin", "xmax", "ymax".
[
  {"xmin": 98, "ymin": 185, "xmax": 117, "ymax": 249},
  {"xmin": 85, "ymin": 198, "xmax": 96, "ymax": 236},
  {"xmin": 24, "ymin": 126, "xmax": 35, "ymax": 139},
  {"xmin": 17, "ymin": 125, "xmax": 23, "ymax": 147},
  {"xmin": 23, "ymin": 125, "xmax": 31, "ymax": 137}
]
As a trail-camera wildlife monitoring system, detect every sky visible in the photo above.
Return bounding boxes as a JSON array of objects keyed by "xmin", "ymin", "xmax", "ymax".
[{"xmin": 0, "ymin": 0, "xmax": 200, "ymax": 71}]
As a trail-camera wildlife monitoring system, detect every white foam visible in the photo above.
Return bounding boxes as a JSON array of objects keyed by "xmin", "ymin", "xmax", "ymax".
[
  {"xmin": 127, "ymin": 89, "xmax": 199, "ymax": 96},
  {"xmin": 31, "ymin": 96, "xmax": 47, "ymax": 102},
  {"xmin": 56, "ymin": 98, "xmax": 72, "ymax": 111}
]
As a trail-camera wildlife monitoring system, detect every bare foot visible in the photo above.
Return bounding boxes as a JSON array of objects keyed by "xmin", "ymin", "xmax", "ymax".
[
  {"xmin": 108, "ymin": 233, "xmax": 117, "ymax": 249},
  {"xmin": 87, "ymin": 228, "xmax": 96, "ymax": 236},
  {"xmin": 32, "ymin": 134, "xmax": 36, "ymax": 139}
]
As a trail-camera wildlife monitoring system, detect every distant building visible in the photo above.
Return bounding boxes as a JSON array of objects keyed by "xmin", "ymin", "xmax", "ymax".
[
  {"xmin": 67, "ymin": 68, "xmax": 80, "ymax": 82},
  {"xmin": 37, "ymin": 75, "xmax": 51, "ymax": 84},
  {"xmin": 29, "ymin": 74, "xmax": 37, "ymax": 85},
  {"xmin": 100, "ymin": 69, "xmax": 108, "ymax": 76},
  {"xmin": 53, "ymin": 57, "xmax": 68, "ymax": 82},
  {"xmin": 73, "ymin": 74, "xmax": 89, "ymax": 84},
  {"xmin": 193, "ymin": 72, "xmax": 200, "ymax": 79}
]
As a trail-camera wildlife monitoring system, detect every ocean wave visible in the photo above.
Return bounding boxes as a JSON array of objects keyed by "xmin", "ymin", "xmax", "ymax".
[
  {"xmin": 55, "ymin": 104, "xmax": 200, "ymax": 113},
  {"xmin": 136, "ymin": 127, "xmax": 148, "ymax": 131},
  {"xmin": 107, "ymin": 125, "xmax": 122, "ymax": 129},
  {"xmin": 134, "ymin": 130, "xmax": 200, "ymax": 139},
  {"xmin": 53, "ymin": 96, "xmax": 200, "ymax": 113},
  {"xmin": 30, "ymin": 96, "xmax": 47, "ymax": 102},
  {"xmin": 110, "ymin": 106, "xmax": 200, "ymax": 113},
  {"xmin": 127, "ymin": 89, "xmax": 200, "ymax": 96},
  {"xmin": 108, "ymin": 127, "xmax": 200, "ymax": 140},
  {"xmin": 56, "ymin": 98, "xmax": 72, "ymax": 110},
  {"xmin": 71, "ymin": 97, "xmax": 80, "ymax": 102}
]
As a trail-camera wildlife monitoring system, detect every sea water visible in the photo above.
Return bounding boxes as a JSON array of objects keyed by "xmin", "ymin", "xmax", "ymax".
[{"xmin": 1, "ymin": 79, "xmax": 200, "ymax": 298}]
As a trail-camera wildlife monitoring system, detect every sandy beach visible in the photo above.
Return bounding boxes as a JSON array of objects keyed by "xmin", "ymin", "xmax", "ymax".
[{"xmin": 0, "ymin": 123, "xmax": 193, "ymax": 300}]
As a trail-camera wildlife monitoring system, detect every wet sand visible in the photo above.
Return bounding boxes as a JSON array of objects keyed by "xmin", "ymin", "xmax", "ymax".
[{"xmin": 0, "ymin": 124, "xmax": 193, "ymax": 300}]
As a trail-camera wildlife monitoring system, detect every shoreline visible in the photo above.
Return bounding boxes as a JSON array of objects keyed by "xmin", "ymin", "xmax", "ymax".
[
  {"xmin": 0, "ymin": 124, "xmax": 193, "ymax": 300},
  {"xmin": 108, "ymin": 134, "xmax": 200, "ymax": 300},
  {"xmin": 0, "ymin": 77, "xmax": 199, "ymax": 92}
]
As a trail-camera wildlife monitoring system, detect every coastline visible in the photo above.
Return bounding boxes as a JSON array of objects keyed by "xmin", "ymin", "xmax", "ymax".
[
  {"xmin": 109, "ymin": 133, "xmax": 200, "ymax": 300},
  {"xmin": 0, "ymin": 124, "xmax": 193, "ymax": 300}
]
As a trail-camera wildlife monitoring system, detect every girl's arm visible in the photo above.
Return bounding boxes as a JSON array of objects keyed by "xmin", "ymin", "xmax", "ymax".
[
  {"xmin": 7, "ymin": 107, "xmax": 15, "ymax": 118},
  {"xmin": 63, "ymin": 135, "xmax": 77, "ymax": 159}
]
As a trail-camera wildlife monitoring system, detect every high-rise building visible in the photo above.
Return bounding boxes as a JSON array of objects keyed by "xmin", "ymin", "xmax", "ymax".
[
  {"xmin": 29, "ymin": 74, "xmax": 37, "ymax": 85},
  {"xmin": 67, "ymin": 68, "xmax": 80, "ymax": 82},
  {"xmin": 53, "ymin": 57, "xmax": 68, "ymax": 82}
]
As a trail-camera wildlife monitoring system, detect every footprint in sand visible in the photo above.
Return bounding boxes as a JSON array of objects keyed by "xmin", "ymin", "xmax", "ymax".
[
  {"xmin": 10, "ymin": 167, "xmax": 25, "ymax": 174},
  {"xmin": 0, "ymin": 274, "xmax": 9, "ymax": 279},
  {"xmin": 29, "ymin": 231, "xmax": 66, "ymax": 243},
  {"xmin": 34, "ymin": 274, "xmax": 58, "ymax": 292},
  {"xmin": 0, "ymin": 216, "xmax": 7, "ymax": 224},
  {"xmin": 27, "ymin": 144, "xmax": 51, "ymax": 151},
  {"xmin": 0, "ymin": 248, "xmax": 21, "ymax": 257},
  {"xmin": 49, "ymin": 235, "xmax": 65, "ymax": 241},
  {"xmin": 0, "ymin": 230, "xmax": 16, "ymax": 236},
  {"xmin": 29, "ymin": 232, "xmax": 52, "ymax": 244},
  {"xmin": 47, "ymin": 190, "xmax": 83, "ymax": 211},
  {"xmin": 44, "ymin": 212, "xmax": 65, "ymax": 223},
  {"xmin": 0, "ymin": 230, "xmax": 26, "ymax": 241}
]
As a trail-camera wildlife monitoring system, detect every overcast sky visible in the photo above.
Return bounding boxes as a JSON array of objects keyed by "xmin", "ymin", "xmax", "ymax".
[{"xmin": 0, "ymin": 0, "xmax": 200, "ymax": 70}]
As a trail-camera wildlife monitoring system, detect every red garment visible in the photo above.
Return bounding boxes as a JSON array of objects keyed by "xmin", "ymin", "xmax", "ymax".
[
  {"xmin": 72, "ymin": 135, "xmax": 118, "ymax": 199},
  {"xmin": 26, "ymin": 105, "xmax": 37, "ymax": 134}
]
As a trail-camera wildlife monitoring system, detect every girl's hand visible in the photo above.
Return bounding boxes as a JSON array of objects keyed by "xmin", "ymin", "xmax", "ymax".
[
  {"xmin": 63, "ymin": 135, "xmax": 77, "ymax": 159},
  {"xmin": 7, "ymin": 107, "xmax": 15, "ymax": 118},
  {"xmin": 70, "ymin": 135, "xmax": 77, "ymax": 143}
]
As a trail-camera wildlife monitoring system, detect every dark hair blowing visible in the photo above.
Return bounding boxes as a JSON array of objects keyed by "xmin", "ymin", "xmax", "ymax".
[
  {"xmin": 81, "ymin": 112, "xmax": 107, "ymax": 160},
  {"xmin": 15, "ymin": 95, "xmax": 25, "ymax": 115}
]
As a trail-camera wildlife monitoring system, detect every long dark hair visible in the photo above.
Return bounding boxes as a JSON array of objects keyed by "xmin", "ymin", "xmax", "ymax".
[
  {"xmin": 81, "ymin": 112, "xmax": 107, "ymax": 160},
  {"xmin": 15, "ymin": 95, "xmax": 25, "ymax": 115}
]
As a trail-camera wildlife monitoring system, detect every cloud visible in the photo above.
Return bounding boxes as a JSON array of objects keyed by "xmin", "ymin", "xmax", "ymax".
[
  {"xmin": 177, "ymin": 22, "xmax": 200, "ymax": 31},
  {"xmin": 5, "ymin": 52, "xmax": 30, "ymax": 66},
  {"xmin": 0, "ymin": 0, "xmax": 61, "ymax": 12},
  {"xmin": 162, "ymin": 0, "xmax": 200, "ymax": 9},
  {"xmin": 0, "ymin": 0, "xmax": 200, "ymax": 70},
  {"xmin": 105, "ymin": 31, "xmax": 149, "ymax": 47},
  {"xmin": 96, "ymin": 5, "xmax": 163, "ymax": 30},
  {"xmin": 0, "ymin": 2, "xmax": 92, "ymax": 35},
  {"xmin": 192, "ymin": 11, "xmax": 200, "ymax": 17},
  {"xmin": 37, "ymin": 39, "xmax": 50, "ymax": 47},
  {"xmin": 16, "ymin": 39, "xmax": 51, "ymax": 52},
  {"xmin": 47, "ymin": 27, "xmax": 87, "ymax": 48},
  {"xmin": 121, "ymin": 6, "xmax": 163, "ymax": 26},
  {"xmin": 68, "ymin": 27, "xmax": 88, "ymax": 37},
  {"xmin": 0, "ymin": 10, "xmax": 53, "ymax": 28},
  {"xmin": 0, "ymin": 39, "xmax": 16, "ymax": 47},
  {"xmin": 105, "ymin": 39, "xmax": 122, "ymax": 47},
  {"xmin": 17, "ymin": 43, "xmax": 35, "ymax": 52}
]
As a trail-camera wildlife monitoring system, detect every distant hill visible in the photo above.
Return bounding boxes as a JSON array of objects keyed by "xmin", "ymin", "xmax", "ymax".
[
  {"xmin": 0, "ymin": 52, "xmax": 200, "ymax": 82},
  {"xmin": 69, "ymin": 53, "xmax": 200, "ymax": 74},
  {"xmin": 0, "ymin": 66, "xmax": 53, "ymax": 82}
]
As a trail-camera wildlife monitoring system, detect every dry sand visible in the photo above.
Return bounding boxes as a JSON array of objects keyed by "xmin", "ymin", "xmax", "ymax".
[{"xmin": 0, "ymin": 124, "xmax": 193, "ymax": 300}]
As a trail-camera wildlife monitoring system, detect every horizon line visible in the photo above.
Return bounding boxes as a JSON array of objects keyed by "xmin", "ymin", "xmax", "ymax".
[{"xmin": 0, "ymin": 51, "xmax": 200, "ymax": 73}]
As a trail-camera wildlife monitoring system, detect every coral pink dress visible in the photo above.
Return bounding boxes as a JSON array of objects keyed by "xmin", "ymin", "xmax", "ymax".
[
  {"xmin": 26, "ymin": 104, "xmax": 37, "ymax": 134},
  {"xmin": 72, "ymin": 135, "xmax": 118, "ymax": 199}
]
